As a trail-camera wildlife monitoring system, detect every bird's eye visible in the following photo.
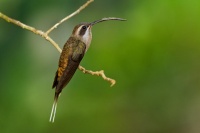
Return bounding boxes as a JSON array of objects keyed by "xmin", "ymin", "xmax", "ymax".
[{"xmin": 82, "ymin": 26, "xmax": 87, "ymax": 30}]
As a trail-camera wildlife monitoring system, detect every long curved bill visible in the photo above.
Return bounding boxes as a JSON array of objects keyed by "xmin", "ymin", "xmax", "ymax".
[{"xmin": 90, "ymin": 17, "xmax": 126, "ymax": 26}]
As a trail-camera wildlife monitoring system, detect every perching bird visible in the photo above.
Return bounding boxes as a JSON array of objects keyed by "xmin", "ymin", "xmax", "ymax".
[{"xmin": 49, "ymin": 17, "xmax": 126, "ymax": 122}]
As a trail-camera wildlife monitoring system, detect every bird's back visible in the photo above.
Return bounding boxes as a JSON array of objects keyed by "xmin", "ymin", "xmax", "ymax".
[{"xmin": 52, "ymin": 37, "xmax": 86, "ymax": 94}]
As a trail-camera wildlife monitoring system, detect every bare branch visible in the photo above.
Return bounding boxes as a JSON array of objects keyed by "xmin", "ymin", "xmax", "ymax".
[
  {"xmin": 46, "ymin": 0, "xmax": 94, "ymax": 35},
  {"xmin": 79, "ymin": 66, "xmax": 116, "ymax": 87},
  {"xmin": 0, "ymin": 12, "xmax": 62, "ymax": 53},
  {"xmin": 0, "ymin": 0, "xmax": 116, "ymax": 87}
]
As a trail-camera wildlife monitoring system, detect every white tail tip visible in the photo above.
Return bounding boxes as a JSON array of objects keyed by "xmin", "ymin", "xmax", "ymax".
[{"xmin": 49, "ymin": 101, "xmax": 57, "ymax": 123}]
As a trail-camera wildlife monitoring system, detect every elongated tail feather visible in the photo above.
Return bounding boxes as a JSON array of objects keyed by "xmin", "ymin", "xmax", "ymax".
[
  {"xmin": 49, "ymin": 100, "xmax": 57, "ymax": 122},
  {"xmin": 49, "ymin": 93, "xmax": 59, "ymax": 123}
]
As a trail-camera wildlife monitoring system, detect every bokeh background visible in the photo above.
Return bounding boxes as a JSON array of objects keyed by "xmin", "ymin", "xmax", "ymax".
[{"xmin": 1, "ymin": 0, "xmax": 200, "ymax": 133}]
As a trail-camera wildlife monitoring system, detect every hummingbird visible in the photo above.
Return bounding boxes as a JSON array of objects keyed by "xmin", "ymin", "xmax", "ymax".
[{"xmin": 49, "ymin": 17, "xmax": 126, "ymax": 122}]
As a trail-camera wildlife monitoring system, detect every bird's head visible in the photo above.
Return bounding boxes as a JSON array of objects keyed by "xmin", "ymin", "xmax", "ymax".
[{"xmin": 71, "ymin": 17, "xmax": 126, "ymax": 50}]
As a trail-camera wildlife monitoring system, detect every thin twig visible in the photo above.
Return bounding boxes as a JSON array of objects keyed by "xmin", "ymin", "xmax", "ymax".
[
  {"xmin": 46, "ymin": 0, "xmax": 94, "ymax": 35},
  {"xmin": 0, "ymin": 12, "xmax": 62, "ymax": 53},
  {"xmin": 0, "ymin": 0, "xmax": 116, "ymax": 87},
  {"xmin": 78, "ymin": 66, "xmax": 116, "ymax": 87}
]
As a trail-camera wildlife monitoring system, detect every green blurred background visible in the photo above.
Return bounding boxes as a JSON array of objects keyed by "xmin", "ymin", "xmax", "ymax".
[{"xmin": 1, "ymin": 0, "xmax": 200, "ymax": 133}]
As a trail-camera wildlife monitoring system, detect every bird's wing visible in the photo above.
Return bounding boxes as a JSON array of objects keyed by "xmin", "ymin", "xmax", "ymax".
[
  {"xmin": 55, "ymin": 40, "xmax": 86, "ymax": 94},
  {"xmin": 52, "ymin": 39, "xmax": 71, "ymax": 89}
]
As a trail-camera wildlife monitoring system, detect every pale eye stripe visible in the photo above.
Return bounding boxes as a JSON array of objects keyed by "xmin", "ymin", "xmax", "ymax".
[{"xmin": 76, "ymin": 26, "xmax": 82, "ymax": 36}]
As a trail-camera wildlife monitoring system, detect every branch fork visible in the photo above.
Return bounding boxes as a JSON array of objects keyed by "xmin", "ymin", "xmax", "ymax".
[{"xmin": 0, "ymin": 0, "xmax": 116, "ymax": 87}]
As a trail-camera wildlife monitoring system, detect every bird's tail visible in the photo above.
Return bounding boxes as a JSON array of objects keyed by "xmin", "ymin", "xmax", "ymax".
[{"xmin": 49, "ymin": 93, "xmax": 59, "ymax": 123}]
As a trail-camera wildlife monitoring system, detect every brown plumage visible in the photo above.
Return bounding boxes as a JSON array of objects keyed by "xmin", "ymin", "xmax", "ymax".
[
  {"xmin": 52, "ymin": 37, "xmax": 86, "ymax": 93},
  {"xmin": 49, "ymin": 17, "xmax": 126, "ymax": 122},
  {"xmin": 50, "ymin": 36, "xmax": 87, "ymax": 123}
]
